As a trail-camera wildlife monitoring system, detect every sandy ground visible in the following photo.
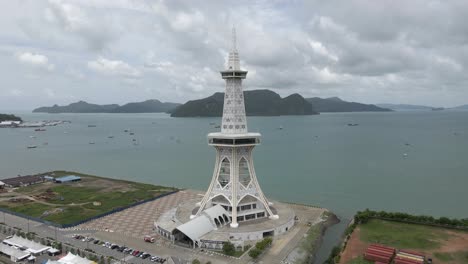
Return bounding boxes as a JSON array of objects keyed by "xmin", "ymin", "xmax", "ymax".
[{"xmin": 340, "ymin": 227, "xmax": 366, "ymax": 264}]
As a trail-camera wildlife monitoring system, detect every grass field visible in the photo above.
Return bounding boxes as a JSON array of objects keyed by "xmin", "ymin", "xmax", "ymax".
[
  {"xmin": 0, "ymin": 171, "xmax": 177, "ymax": 225},
  {"xmin": 343, "ymin": 219, "xmax": 468, "ymax": 264}
]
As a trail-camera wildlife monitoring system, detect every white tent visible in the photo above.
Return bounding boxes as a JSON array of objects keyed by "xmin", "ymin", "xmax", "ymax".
[{"xmin": 56, "ymin": 252, "xmax": 96, "ymax": 264}]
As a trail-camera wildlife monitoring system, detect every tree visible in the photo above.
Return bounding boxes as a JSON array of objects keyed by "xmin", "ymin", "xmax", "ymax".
[
  {"xmin": 222, "ymin": 242, "xmax": 236, "ymax": 256},
  {"xmin": 192, "ymin": 259, "xmax": 201, "ymax": 264}
]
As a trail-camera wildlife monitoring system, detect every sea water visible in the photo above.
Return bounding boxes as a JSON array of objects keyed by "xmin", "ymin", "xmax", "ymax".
[{"xmin": 1, "ymin": 110, "xmax": 467, "ymax": 263}]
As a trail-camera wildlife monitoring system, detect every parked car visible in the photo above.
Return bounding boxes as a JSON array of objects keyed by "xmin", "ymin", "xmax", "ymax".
[{"xmin": 144, "ymin": 235, "xmax": 155, "ymax": 243}]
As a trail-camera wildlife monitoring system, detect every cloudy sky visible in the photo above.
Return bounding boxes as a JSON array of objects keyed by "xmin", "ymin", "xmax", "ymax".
[{"xmin": 1, "ymin": 0, "xmax": 468, "ymax": 110}]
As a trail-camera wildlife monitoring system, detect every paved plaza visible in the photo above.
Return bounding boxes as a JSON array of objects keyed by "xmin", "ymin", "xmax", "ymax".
[{"xmin": 74, "ymin": 190, "xmax": 203, "ymax": 238}]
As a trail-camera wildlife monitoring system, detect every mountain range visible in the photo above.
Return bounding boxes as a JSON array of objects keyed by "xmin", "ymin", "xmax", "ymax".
[
  {"xmin": 171, "ymin": 90, "xmax": 391, "ymax": 117},
  {"xmin": 171, "ymin": 90, "xmax": 317, "ymax": 117},
  {"xmin": 33, "ymin": 89, "xmax": 392, "ymax": 116},
  {"xmin": 33, "ymin": 100, "xmax": 180, "ymax": 114},
  {"xmin": 307, "ymin": 97, "xmax": 391, "ymax": 112}
]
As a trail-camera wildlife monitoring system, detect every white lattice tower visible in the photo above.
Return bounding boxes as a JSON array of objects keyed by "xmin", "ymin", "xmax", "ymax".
[{"xmin": 192, "ymin": 28, "xmax": 279, "ymax": 228}]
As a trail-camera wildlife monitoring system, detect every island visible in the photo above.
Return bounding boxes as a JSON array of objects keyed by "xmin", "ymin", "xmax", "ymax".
[
  {"xmin": 306, "ymin": 97, "xmax": 391, "ymax": 112},
  {"xmin": 171, "ymin": 89, "xmax": 318, "ymax": 117},
  {"xmin": 33, "ymin": 100, "xmax": 180, "ymax": 114},
  {"xmin": 0, "ymin": 113, "xmax": 22, "ymax": 123}
]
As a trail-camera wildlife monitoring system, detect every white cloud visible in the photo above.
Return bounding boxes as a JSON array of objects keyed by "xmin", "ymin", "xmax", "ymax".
[
  {"xmin": 309, "ymin": 39, "xmax": 338, "ymax": 62},
  {"xmin": 88, "ymin": 57, "xmax": 141, "ymax": 78},
  {"xmin": 9, "ymin": 89, "xmax": 24, "ymax": 96},
  {"xmin": 15, "ymin": 52, "xmax": 55, "ymax": 71}
]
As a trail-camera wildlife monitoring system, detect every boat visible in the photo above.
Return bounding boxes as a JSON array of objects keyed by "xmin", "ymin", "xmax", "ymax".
[
  {"xmin": 214, "ymin": 125, "xmax": 221, "ymax": 129},
  {"xmin": 89, "ymin": 142, "xmax": 95, "ymax": 145},
  {"xmin": 27, "ymin": 145, "xmax": 37, "ymax": 149},
  {"xmin": 34, "ymin": 128, "xmax": 46, "ymax": 131},
  {"xmin": 403, "ymin": 153, "xmax": 408, "ymax": 157},
  {"xmin": 129, "ymin": 132, "xmax": 135, "ymax": 135},
  {"xmin": 29, "ymin": 136, "xmax": 36, "ymax": 139},
  {"xmin": 108, "ymin": 135, "xmax": 114, "ymax": 139},
  {"xmin": 124, "ymin": 129, "xmax": 129, "ymax": 132},
  {"xmin": 132, "ymin": 138, "xmax": 137, "ymax": 141},
  {"xmin": 347, "ymin": 123, "xmax": 359, "ymax": 126},
  {"xmin": 88, "ymin": 125, "xmax": 97, "ymax": 128},
  {"xmin": 278, "ymin": 126, "xmax": 283, "ymax": 130},
  {"xmin": 209, "ymin": 122, "xmax": 216, "ymax": 125}
]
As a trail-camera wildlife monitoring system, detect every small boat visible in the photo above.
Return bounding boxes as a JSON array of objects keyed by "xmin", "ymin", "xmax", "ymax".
[
  {"xmin": 89, "ymin": 142, "xmax": 95, "ymax": 145},
  {"xmin": 403, "ymin": 153, "xmax": 408, "ymax": 157},
  {"xmin": 214, "ymin": 125, "xmax": 221, "ymax": 129},
  {"xmin": 34, "ymin": 128, "xmax": 46, "ymax": 131},
  {"xmin": 27, "ymin": 145, "xmax": 37, "ymax": 149},
  {"xmin": 209, "ymin": 122, "xmax": 216, "ymax": 125},
  {"xmin": 132, "ymin": 138, "xmax": 137, "ymax": 142},
  {"xmin": 124, "ymin": 129, "xmax": 129, "ymax": 133},
  {"xmin": 278, "ymin": 126, "xmax": 283, "ymax": 130},
  {"xmin": 29, "ymin": 136, "xmax": 36, "ymax": 139},
  {"xmin": 129, "ymin": 132, "xmax": 134, "ymax": 135},
  {"xmin": 88, "ymin": 125, "xmax": 97, "ymax": 128},
  {"xmin": 347, "ymin": 123, "xmax": 359, "ymax": 126},
  {"xmin": 108, "ymin": 135, "xmax": 114, "ymax": 139}
]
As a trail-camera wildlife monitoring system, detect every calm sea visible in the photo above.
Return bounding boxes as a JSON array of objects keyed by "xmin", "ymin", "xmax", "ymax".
[{"xmin": 1, "ymin": 111, "xmax": 468, "ymax": 262}]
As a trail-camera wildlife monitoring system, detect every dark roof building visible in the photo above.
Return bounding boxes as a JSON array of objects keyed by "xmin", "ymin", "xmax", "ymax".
[{"xmin": 0, "ymin": 175, "xmax": 45, "ymax": 188}]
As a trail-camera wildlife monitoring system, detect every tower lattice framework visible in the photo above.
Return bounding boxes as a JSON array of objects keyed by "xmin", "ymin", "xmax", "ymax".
[{"xmin": 193, "ymin": 28, "xmax": 279, "ymax": 228}]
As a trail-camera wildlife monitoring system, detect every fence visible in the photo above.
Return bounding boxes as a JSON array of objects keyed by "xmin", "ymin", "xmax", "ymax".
[{"xmin": 0, "ymin": 190, "xmax": 179, "ymax": 228}]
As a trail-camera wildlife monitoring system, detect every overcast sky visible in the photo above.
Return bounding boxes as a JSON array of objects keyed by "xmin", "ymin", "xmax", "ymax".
[{"xmin": 1, "ymin": 0, "xmax": 468, "ymax": 110}]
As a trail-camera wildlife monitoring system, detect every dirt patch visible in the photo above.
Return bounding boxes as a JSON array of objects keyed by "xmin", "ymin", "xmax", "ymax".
[
  {"xmin": 340, "ymin": 227, "xmax": 367, "ymax": 263},
  {"xmin": 437, "ymin": 230, "xmax": 468, "ymax": 252}
]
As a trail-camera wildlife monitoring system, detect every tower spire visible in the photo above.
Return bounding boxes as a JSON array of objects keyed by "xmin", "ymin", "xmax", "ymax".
[{"xmin": 231, "ymin": 27, "xmax": 237, "ymax": 52}]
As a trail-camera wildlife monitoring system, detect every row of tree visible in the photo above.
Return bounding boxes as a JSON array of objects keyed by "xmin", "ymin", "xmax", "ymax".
[{"xmin": 355, "ymin": 209, "xmax": 468, "ymax": 228}]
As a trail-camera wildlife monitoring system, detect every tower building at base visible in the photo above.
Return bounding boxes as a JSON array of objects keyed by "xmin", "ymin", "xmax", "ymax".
[{"xmin": 192, "ymin": 28, "xmax": 278, "ymax": 227}]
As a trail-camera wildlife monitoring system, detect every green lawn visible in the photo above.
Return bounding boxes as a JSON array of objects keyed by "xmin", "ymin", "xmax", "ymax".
[
  {"xmin": 347, "ymin": 256, "xmax": 372, "ymax": 264},
  {"xmin": 359, "ymin": 219, "xmax": 449, "ymax": 250},
  {"xmin": 434, "ymin": 251, "xmax": 468, "ymax": 263},
  {"xmin": 1, "ymin": 171, "xmax": 177, "ymax": 225}
]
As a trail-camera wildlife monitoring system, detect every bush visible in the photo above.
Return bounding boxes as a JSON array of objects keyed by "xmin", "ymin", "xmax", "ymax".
[
  {"xmin": 222, "ymin": 242, "xmax": 236, "ymax": 256},
  {"xmin": 255, "ymin": 237, "xmax": 272, "ymax": 251},
  {"xmin": 192, "ymin": 259, "xmax": 201, "ymax": 264},
  {"xmin": 249, "ymin": 248, "xmax": 262, "ymax": 259}
]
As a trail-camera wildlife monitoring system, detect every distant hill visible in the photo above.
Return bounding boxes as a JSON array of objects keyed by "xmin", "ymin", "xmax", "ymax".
[
  {"xmin": 111, "ymin": 100, "xmax": 180, "ymax": 113},
  {"xmin": 306, "ymin": 97, "xmax": 391, "ymax": 112},
  {"xmin": 171, "ymin": 89, "xmax": 318, "ymax": 117},
  {"xmin": 452, "ymin": 104, "xmax": 468, "ymax": 110},
  {"xmin": 33, "ymin": 100, "xmax": 180, "ymax": 113},
  {"xmin": 377, "ymin": 104, "xmax": 435, "ymax": 111},
  {"xmin": 0, "ymin": 114, "xmax": 22, "ymax": 122}
]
